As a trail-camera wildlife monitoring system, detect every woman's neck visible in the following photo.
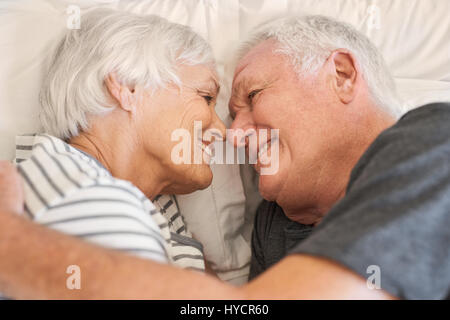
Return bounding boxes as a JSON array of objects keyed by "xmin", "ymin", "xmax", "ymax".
[{"xmin": 69, "ymin": 130, "xmax": 168, "ymax": 200}]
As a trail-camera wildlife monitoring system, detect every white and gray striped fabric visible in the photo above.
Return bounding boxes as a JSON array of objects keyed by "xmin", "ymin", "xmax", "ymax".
[
  {"xmin": 14, "ymin": 134, "xmax": 204, "ymax": 271},
  {"xmin": 153, "ymin": 194, "xmax": 205, "ymax": 271}
]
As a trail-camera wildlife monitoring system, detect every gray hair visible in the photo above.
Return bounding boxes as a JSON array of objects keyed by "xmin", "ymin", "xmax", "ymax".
[
  {"xmin": 40, "ymin": 8, "xmax": 215, "ymax": 139},
  {"xmin": 239, "ymin": 15, "xmax": 402, "ymax": 118}
]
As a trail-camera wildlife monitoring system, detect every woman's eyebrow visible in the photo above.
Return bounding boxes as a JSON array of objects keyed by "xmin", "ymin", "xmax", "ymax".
[
  {"xmin": 196, "ymin": 77, "xmax": 220, "ymax": 95},
  {"xmin": 210, "ymin": 77, "xmax": 220, "ymax": 94}
]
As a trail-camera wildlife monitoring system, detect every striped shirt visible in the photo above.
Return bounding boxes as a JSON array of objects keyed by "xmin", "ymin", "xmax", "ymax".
[
  {"xmin": 14, "ymin": 134, "xmax": 204, "ymax": 270},
  {"xmin": 153, "ymin": 195, "xmax": 205, "ymax": 271}
]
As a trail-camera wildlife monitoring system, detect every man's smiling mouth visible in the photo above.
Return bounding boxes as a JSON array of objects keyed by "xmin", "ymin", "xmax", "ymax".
[
  {"xmin": 258, "ymin": 135, "xmax": 279, "ymax": 161},
  {"xmin": 258, "ymin": 139, "xmax": 271, "ymax": 160}
]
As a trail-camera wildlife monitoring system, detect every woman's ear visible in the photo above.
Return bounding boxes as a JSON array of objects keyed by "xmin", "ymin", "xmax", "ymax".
[
  {"xmin": 328, "ymin": 49, "xmax": 359, "ymax": 104},
  {"xmin": 105, "ymin": 72, "xmax": 137, "ymax": 114}
]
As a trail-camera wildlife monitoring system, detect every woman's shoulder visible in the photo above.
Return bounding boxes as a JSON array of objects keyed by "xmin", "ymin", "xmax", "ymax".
[
  {"xmin": 15, "ymin": 134, "xmax": 151, "ymax": 218},
  {"xmin": 15, "ymin": 134, "xmax": 171, "ymax": 262}
]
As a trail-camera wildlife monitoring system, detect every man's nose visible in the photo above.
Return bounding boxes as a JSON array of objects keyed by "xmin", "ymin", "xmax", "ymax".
[{"xmin": 229, "ymin": 112, "xmax": 256, "ymax": 148}]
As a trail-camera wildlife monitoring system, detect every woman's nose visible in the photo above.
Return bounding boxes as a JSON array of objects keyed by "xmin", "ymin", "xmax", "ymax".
[{"xmin": 209, "ymin": 110, "xmax": 227, "ymax": 142}]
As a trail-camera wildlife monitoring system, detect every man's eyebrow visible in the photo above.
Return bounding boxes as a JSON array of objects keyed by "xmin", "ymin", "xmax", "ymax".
[
  {"xmin": 229, "ymin": 77, "xmax": 251, "ymax": 120},
  {"xmin": 232, "ymin": 77, "xmax": 251, "ymax": 99},
  {"xmin": 233, "ymin": 76, "xmax": 271, "ymax": 99}
]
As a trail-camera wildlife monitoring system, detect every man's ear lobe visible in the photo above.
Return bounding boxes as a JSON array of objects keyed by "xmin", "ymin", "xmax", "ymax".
[
  {"xmin": 330, "ymin": 50, "xmax": 358, "ymax": 104},
  {"xmin": 104, "ymin": 72, "xmax": 136, "ymax": 113}
]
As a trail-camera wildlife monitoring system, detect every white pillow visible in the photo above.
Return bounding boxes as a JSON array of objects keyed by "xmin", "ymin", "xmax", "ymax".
[{"xmin": 239, "ymin": 0, "xmax": 450, "ymax": 111}]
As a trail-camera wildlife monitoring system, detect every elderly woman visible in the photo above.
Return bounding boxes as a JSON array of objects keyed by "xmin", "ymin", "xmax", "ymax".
[{"xmin": 14, "ymin": 8, "xmax": 226, "ymax": 271}]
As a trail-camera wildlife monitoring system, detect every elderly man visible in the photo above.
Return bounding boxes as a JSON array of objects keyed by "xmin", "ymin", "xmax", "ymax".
[
  {"xmin": 229, "ymin": 16, "xmax": 400, "ymax": 280},
  {"xmin": 0, "ymin": 15, "xmax": 449, "ymax": 300}
]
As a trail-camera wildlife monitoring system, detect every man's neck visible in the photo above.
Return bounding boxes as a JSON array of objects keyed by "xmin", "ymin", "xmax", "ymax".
[{"xmin": 285, "ymin": 108, "xmax": 396, "ymax": 226}]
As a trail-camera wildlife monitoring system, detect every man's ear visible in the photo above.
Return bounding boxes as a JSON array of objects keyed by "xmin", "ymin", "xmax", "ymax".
[
  {"xmin": 328, "ymin": 49, "xmax": 359, "ymax": 104},
  {"xmin": 104, "ymin": 72, "xmax": 137, "ymax": 114}
]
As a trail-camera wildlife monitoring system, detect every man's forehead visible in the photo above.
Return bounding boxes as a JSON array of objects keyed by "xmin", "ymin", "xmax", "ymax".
[
  {"xmin": 232, "ymin": 40, "xmax": 283, "ymax": 93},
  {"xmin": 234, "ymin": 39, "xmax": 280, "ymax": 80}
]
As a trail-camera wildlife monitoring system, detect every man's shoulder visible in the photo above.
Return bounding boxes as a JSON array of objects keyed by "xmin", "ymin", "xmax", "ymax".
[
  {"xmin": 348, "ymin": 103, "xmax": 450, "ymax": 191},
  {"xmin": 385, "ymin": 102, "xmax": 450, "ymax": 143},
  {"xmin": 375, "ymin": 102, "xmax": 449, "ymax": 149},
  {"xmin": 399, "ymin": 102, "xmax": 450, "ymax": 123},
  {"xmin": 291, "ymin": 103, "xmax": 450, "ymax": 299}
]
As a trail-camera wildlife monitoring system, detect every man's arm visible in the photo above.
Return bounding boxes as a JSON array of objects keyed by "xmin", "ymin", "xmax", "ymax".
[
  {"xmin": 0, "ymin": 161, "xmax": 393, "ymax": 299},
  {"xmin": 0, "ymin": 210, "xmax": 241, "ymax": 299},
  {"xmin": 0, "ymin": 212, "xmax": 393, "ymax": 299},
  {"xmin": 245, "ymin": 255, "xmax": 395, "ymax": 299},
  {"xmin": 0, "ymin": 214, "xmax": 394, "ymax": 299},
  {"xmin": 0, "ymin": 161, "xmax": 237, "ymax": 299},
  {"xmin": 0, "ymin": 161, "xmax": 23, "ymax": 215}
]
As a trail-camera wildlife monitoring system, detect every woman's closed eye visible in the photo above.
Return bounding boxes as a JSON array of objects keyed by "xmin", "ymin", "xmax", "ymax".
[{"xmin": 202, "ymin": 95, "xmax": 214, "ymax": 105}]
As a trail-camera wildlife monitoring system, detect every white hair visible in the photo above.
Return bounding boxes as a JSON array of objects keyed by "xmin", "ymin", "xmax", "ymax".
[
  {"xmin": 40, "ymin": 8, "xmax": 215, "ymax": 139},
  {"xmin": 239, "ymin": 15, "xmax": 402, "ymax": 118}
]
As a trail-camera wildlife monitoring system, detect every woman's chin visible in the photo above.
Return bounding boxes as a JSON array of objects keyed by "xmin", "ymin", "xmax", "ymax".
[
  {"xmin": 174, "ymin": 165, "xmax": 213, "ymax": 194},
  {"xmin": 194, "ymin": 165, "xmax": 213, "ymax": 189}
]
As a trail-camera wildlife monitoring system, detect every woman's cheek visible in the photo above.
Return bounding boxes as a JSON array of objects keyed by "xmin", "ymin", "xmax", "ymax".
[{"xmin": 184, "ymin": 104, "xmax": 212, "ymax": 131}]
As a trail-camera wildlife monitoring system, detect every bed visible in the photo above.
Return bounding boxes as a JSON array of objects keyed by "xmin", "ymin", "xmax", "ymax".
[{"xmin": 0, "ymin": 0, "xmax": 449, "ymax": 284}]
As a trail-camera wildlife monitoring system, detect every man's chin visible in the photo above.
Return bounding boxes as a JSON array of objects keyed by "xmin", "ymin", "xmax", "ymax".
[{"xmin": 258, "ymin": 174, "xmax": 280, "ymax": 202}]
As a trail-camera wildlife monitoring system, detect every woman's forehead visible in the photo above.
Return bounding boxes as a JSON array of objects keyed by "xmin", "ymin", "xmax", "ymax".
[{"xmin": 179, "ymin": 64, "xmax": 220, "ymax": 92}]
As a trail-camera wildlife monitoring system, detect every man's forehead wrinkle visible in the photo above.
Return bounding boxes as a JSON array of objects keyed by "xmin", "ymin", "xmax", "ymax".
[
  {"xmin": 231, "ymin": 41, "xmax": 282, "ymax": 104},
  {"xmin": 234, "ymin": 68, "xmax": 276, "ymax": 95},
  {"xmin": 232, "ymin": 43, "xmax": 266, "ymax": 83},
  {"xmin": 233, "ymin": 60, "xmax": 248, "ymax": 81},
  {"xmin": 232, "ymin": 76, "xmax": 252, "ymax": 101}
]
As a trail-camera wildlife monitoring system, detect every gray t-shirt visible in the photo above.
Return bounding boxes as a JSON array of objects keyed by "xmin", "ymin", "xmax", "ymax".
[
  {"xmin": 291, "ymin": 102, "xmax": 450, "ymax": 299},
  {"xmin": 249, "ymin": 200, "xmax": 314, "ymax": 280}
]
